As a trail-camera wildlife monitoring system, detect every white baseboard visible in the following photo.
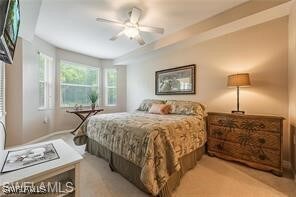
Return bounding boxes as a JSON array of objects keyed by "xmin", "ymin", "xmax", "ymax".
[
  {"xmin": 6, "ymin": 129, "xmax": 74, "ymax": 149},
  {"xmin": 24, "ymin": 129, "xmax": 74, "ymax": 145}
]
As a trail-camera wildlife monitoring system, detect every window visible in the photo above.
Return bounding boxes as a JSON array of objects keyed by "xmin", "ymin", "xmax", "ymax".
[
  {"xmin": 60, "ymin": 61, "xmax": 99, "ymax": 107},
  {"xmin": 104, "ymin": 68, "xmax": 117, "ymax": 106},
  {"xmin": 38, "ymin": 52, "xmax": 54, "ymax": 109}
]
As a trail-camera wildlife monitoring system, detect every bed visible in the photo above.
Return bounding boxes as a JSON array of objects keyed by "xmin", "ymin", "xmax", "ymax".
[{"xmin": 74, "ymin": 100, "xmax": 207, "ymax": 197}]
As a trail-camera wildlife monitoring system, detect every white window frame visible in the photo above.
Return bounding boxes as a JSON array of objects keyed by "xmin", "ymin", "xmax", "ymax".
[
  {"xmin": 38, "ymin": 52, "xmax": 54, "ymax": 110},
  {"xmin": 60, "ymin": 60, "xmax": 100, "ymax": 108},
  {"xmin": 104, "ymin": 68, "xmax": 117, "ymax": 107}
]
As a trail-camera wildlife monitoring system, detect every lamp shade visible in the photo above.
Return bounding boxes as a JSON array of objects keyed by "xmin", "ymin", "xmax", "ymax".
[{"xmin": 227, "ymin": 73, "xmax": 251, "ymax": 87}]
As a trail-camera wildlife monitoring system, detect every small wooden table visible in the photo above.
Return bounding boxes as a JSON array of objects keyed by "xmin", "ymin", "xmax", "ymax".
[{"xmin": 66, "ymin": 108, "xmax": 104, "ymax": 134}]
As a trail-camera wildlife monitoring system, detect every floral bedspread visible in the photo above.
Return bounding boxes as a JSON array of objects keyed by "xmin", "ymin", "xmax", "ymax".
[{"xmin": 74, "ymin": 111, "xmax": 206, "ymax": 195}]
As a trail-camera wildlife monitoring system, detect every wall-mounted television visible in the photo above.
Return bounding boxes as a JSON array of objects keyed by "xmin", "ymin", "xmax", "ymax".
[{"xmin": 0, "ymin": 0, "xmax": 20, "ymax": 64}]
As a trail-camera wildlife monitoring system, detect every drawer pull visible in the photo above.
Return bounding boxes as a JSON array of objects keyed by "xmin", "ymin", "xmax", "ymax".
[
  {"xmin": 216, "ymin": 144, "xmax": 223, "ymax": 151},
  {"xmin": 258, "ymin": 138, "xmax": 266, "ymax": 144},
  {"xmin": 259, "ymin": 154, "xmax": 266, "ymax": 160},
  {"xmin": 212, "ymin": 129, "xmax": 223, "ymax": 137}
]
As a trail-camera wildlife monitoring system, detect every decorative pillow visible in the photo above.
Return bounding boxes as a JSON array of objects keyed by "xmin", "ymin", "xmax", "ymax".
[
  {"xmin": 137, "ymin": 99, "xmax": 165, "ymax": 111},
  {"xmin": 149, "ymin": 104, "xmax": 171, "ymax": 115},
  {"xmin": 166, "ymin": 100, "xmax": 205, "ymax": 116}
]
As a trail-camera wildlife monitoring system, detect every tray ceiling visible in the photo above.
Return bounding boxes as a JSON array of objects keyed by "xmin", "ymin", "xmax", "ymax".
[{"xmin": 34, "ymin": 0, "xmax": 248, "ymax": 59}]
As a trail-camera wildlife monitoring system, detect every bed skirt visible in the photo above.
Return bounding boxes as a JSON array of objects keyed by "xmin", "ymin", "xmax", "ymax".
[{"xmin": 86, "ymin": 138, "xmax": 205, "ymax": 197}]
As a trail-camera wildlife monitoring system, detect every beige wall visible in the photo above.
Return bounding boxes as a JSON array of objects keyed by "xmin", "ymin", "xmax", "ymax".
[
  {"xmin": 6, "ymin": 37, "xmax": 126, "ymax": 146},
  {"xmin": 5, "ymin": 38, "xmax": 23, "ymax": 146},
  {"xmin": 22, "ymin": 37, "xmax": 57, "ymax": 143},
  {"xmin": 126, "ymin": 17, "xmax": 289, "ymax": 160},
  {"xmin": 6, "ymin": 36, "xmax": 59, "ymax": 146},
  {"xmin": 288, "ymin": 0, "xmax": 296, "ymax": 173},
  {"xmin": 0, "ymin": 61, "xmax": 4, "ymax": 149}
]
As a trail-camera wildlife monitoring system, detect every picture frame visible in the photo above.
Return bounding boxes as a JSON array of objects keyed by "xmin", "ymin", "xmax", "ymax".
[
  {"xmin": 155, "ymin": 64, "xmax": 196, "ymax": 95},
  {"xmin": 1, "ymin": 143, "xmax": 60, "ymax": 173}
]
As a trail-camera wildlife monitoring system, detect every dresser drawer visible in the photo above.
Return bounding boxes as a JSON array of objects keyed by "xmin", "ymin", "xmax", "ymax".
[
  {"xmin": 208, "ymin": 125, "xmax": 281, "ymax": 150},
  {"xmin": 208, "ymin": 138, "xmax": 281, "ymax": 168},
  {"xmin": 208, "ymin": 115, "xmax": 282, "ymax": 133},
  {"xmin": 207, "ymin": 112, "xmax": 284, "ymax": 176}
]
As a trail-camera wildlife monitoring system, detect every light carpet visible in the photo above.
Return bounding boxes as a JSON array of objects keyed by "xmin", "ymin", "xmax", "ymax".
[{"xmin": 43, "ymin": 133, "xmax": 296, "ymax": 197}]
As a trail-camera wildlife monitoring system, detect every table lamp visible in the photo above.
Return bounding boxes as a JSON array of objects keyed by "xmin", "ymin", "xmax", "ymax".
[{"xmin": 227, "ymin": 73, "xmax": 251, "ymax": 114}]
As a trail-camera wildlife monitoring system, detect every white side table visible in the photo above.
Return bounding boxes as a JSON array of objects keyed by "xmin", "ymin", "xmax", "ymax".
[{"xmin": 0, "ymin": 139, "xmax": 83, "ymax": 196}]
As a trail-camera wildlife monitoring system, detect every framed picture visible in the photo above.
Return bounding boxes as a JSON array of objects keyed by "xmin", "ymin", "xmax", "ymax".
[
  {"xmin": 1, "ymin": 143, "xmax": 59, "ymax": 173},
  {"xmin": 155, "ymin": 64, "xmax": 196, "ymax": 95}
]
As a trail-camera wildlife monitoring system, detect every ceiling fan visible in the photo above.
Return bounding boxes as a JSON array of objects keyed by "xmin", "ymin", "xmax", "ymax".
[{"xmin": 96, "ymin": 7, "xmax": 164, "ymax": 45}]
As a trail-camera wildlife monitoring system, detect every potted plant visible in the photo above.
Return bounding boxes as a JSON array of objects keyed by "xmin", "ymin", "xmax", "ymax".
[{"xmin": 88, "ymin": 91, "xmax": 98, "ymax": 110}]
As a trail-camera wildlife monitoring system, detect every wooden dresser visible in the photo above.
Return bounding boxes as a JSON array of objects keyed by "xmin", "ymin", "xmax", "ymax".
[{"xmin": 207, "ymin": 112, "xmax": 284, "ymax": 176}]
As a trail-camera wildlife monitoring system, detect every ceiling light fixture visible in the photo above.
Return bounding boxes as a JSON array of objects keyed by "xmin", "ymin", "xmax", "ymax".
[
  {"xmin": 96, "ymin": 7, "xmax": 164, "ymax": 45},
  {"xmin": 124, "ymin": 23, "xmax": 139, "ymax": 38}
]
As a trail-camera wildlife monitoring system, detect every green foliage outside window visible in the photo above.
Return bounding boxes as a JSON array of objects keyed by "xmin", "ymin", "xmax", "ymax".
[
  {"xmin": 60, "ymin": 61, "xmax": 99, "ymax": 107},
  {"xmin": 61, "ymin": 62, "xmax": 97, "ymax": 85}
]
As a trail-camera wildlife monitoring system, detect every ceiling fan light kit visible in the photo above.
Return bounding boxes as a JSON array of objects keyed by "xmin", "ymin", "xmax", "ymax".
[
  {"xmin": 123, "ymin": 23, "xmax": 139, "ymax": 38},
  {"xmin": 96, "ymin": 7, "xmax": 164, "ymax": 45},
  {"xmin": 124, "ymin": 27, "xmax": 139, "ymax": 39}
]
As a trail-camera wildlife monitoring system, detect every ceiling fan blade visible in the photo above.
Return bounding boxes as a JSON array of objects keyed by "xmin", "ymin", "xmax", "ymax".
[
  {"xmin": 134, "ymin": 35, "xmax": 145, "ymax": 45},
  {"xmin": 130, "ymin": 7, "xmax": 141, "ymax": 24},
  {"xmin": 110, "ymin": 31, "xmax": 125, "ymax": 41},
  {"xmin": 139, "ymin": 26, "xmax": 164, "ymax": 34},
  {"xmin": 96, "ymin": 18, "xmax": 125, "ymax": 26}
]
